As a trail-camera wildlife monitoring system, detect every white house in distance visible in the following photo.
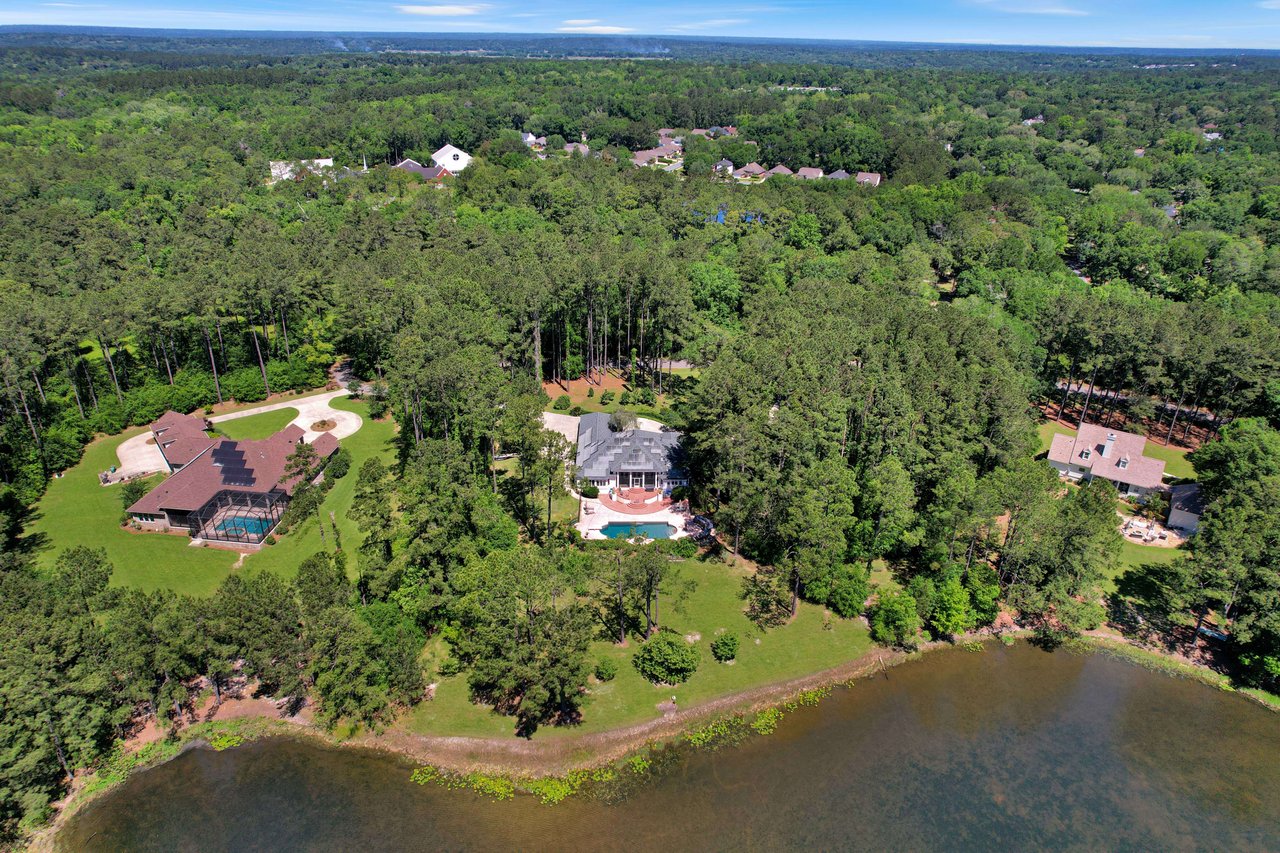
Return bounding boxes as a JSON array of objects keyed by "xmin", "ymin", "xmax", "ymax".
[
  {"xmin": 432, "ymin": 144, "xmax": 472, "ymax": 172},
  {"xmin": 268, "ymin": 158, "xmax": 334, "ymax": 185},
  {"xmin": 1047, "ymin": 422, "xmax": 1166, "ymax": 497}
]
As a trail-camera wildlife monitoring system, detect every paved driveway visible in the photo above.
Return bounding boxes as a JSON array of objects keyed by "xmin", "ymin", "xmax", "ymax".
[
  {"xmin": 112, "ymin": 431, "xmax": 169, "ymax": 480},
  {"xmin": 541, "ymin": 412, "xmax": 580, "ymax": 445},
  {"xmin": 210, "ymin": 389, "xmax": 362, "ymax": 442},
  {"xmin": 115, "ymin": 389, "xmax": 364, "ymax": 477}
]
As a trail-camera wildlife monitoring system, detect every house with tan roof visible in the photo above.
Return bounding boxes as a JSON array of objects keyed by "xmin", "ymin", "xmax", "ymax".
[
  {"xmin": 1047, "ymin": 423, "xmax": 1165, "ymax": 497},
  {"xmin": 855, "ymin": 172, "xmax": 882, "ymax": 187},
  {"xmin": 796, "ymin": 167, "xmax": 824, "ymax": 180},
  {"xmin": 127, "ymin": 411, "xmax": 339, "ymax": 547},
  {"xmin": 733, "ymin": 162, "xmax": 767, "ymax": 180},
  {"xmin": 764, "ymin": 164, "xmax": 794, "ymax": 178}
]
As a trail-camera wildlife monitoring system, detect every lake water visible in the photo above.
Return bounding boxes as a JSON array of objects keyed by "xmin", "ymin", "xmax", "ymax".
[{"xmin": 58, "ymin": 643, "xmax": 1280, "ymax": 852}]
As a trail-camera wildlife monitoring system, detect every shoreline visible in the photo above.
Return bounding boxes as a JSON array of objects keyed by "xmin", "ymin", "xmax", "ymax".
[{"xmin": 34, "ymin": 630, "xmax": 1279, "ymax": 849}]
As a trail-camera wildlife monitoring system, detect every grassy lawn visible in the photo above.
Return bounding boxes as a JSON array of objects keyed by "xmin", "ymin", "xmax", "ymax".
[
  {"xmin": 1106, "ymin": 539, "xmax": 1183, "ymax": 594},
  {"xmin": 236, "ymin": 398, "xmax": 396, "ymax": 584},
  {"xmin": 27, "ymin": 429, "xmax": 241, "ymax": 596},
  {"xmin": 402, "ymin": 557, "xmax": 872, "ymax": 739},
  {"xmin": 1037, "ymin": 420, "xmax": 1195, "ymax": 480},
  {"xmin": 215, "ymin": 408, "xmax": 298, "ymax": 440},
  {"xmin": 27, "ymin": 397, "xmax": 396, "ymax": 595}
]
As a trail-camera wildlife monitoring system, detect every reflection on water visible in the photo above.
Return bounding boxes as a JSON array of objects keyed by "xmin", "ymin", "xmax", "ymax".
[{"xmin": 59, "ymin": 643, "xmax": 1280, "ymax": 852}]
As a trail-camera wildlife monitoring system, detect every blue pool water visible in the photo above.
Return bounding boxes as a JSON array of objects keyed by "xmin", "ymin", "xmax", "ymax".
[
  {"xmin": 214, "ymin": 516, "xmax": 273, "ymax": 538},
  {"xmin": 600, "ymin": 522, "xmax": 676, "ymax": 540}
]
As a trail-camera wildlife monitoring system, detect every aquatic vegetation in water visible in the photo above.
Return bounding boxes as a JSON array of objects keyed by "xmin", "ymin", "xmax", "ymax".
[{"xmin": 751, "ymin": 708, "xmax": 784, "ymax": 735}]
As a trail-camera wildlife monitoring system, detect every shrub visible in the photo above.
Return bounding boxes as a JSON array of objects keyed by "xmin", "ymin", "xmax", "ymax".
[
  {"xmin": 670, "ymin": 485, "xmax": 690, "ymax": 502},
  {"xmin": 594, "ymin": 657, "xmax": 618, "ymax": 681},
  {"xmin": 869, "ymin": 590, "xmax": 921, "ymax": 649},
  {"xmin": 599, "ymin": 390, "xmax": 615, "ymax": 405},
  {"xmin": 569, "ymin": 405, "xmax": 584, "ymax": 417},
  {"xmin": 637, "ymin": 387, "xmax": 657, "ymax": 406},
  {"xmin": 619, "ymin": 390, "xmax": 633, "ymax": 405},
  {"xmin": 327, "ymin": 446, "xmax": 353, "ymax": 480},
  {"xmin": 665, "ymin": 537, "xmax": 698, "ymax": 558},
  {"xmin": 553, "ymin": 394, "xmax": 571, "ymax": 411},
  {"xmin": 711, "ymin": 633, "xmax": 739, "ymax": 662},
  {"xmin": 580, "ymin": 484, "xmax": 599, "ymax": 499},
  {"xmin": 586, "ymin": 387, "xmax": 594, "ymax": 398},
  {"xmin": 221, "ymin": 367, "xmax": 268, "ymax": 403},
  {"xmin": 346, "ymin": 380, "xmax": 363, "ymax": 399},
  {"xmin": 263, "ymin": 534, "xmax": 277, "ymax": 546},
  {"xmin": 633, "ymin": 633, "xmax": 699, "ymax": 684},
  {"xmin": 828, "ymin": 573, "xmax": 870, "ymax": 619}
]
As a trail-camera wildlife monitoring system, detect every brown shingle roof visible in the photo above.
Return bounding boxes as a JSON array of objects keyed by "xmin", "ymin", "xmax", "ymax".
[
  {"xmin": 796, "ymin": 167, "xmax": 824, "ymax": 179},
  {"xmin": 150, "ymin": 410, "xmax": 215, "ymax": 470},
  {"xmin": 1047, "ymin": 423, "xmax": 1165, "ymax": 490},
  {"xmin": 129, "ymin": 425, "xmax": 339, "ymax": 516}
]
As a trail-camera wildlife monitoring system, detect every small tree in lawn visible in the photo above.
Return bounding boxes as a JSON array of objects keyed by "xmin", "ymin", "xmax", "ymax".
[
  {"xmin": 634, "ymin": 633, "xmax": 699, "ymax": 684},
  {"xmin": 711, "ymin": 633, "xmax": 738, "ymax": 662}
]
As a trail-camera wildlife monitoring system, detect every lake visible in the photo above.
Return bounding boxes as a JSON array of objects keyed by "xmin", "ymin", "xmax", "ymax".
[{"xmin": 58, "ymin": 643, "xmax": 1280, "ymax": 852}]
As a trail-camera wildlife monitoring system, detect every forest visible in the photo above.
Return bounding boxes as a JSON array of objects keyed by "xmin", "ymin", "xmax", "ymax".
[{"xmin": 2, "ymin": 42, "xmax": 1280, "ymax": 838}]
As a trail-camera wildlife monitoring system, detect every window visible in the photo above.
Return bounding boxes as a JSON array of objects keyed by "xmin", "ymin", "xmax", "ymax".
[
  {"xmin": 1080, "ymin": 449, "xmax": 1091, "ymax": 460},
  {"xmin": 1118, "ymin": 458, "xmax": 1129, "ymax": 470}
]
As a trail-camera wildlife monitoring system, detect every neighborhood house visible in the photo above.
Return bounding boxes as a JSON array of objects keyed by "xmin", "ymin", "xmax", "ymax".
[
  {"xmin": 432, "ymin": 144, "xmax": 472, "ymax": 172},
  {"xmin": 576, "ymin": 412, "xmax": 687, "ymax": 493},
  {"xmin": 127, "ymin": 411, "xmax": 338, "ymax": 547},
  {"xmin": 1047, "ymin": 423, "xmax": 1165, "ymax": 496},
  {"xmin": 268, "ymin": 157, "xmax": 334, "ymax": 184}
]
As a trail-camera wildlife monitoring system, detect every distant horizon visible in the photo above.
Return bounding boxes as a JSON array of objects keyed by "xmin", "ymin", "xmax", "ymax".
[
  {"xmin": 5, "ymin": 0, "xmax": 1280, "ymax": 51},
  {"xmin": 3, "ymin": 24, "xmax": 1280, "ymax": 55}
]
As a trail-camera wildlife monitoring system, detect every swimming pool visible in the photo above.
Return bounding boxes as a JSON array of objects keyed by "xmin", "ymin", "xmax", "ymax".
[
  {"xmin": 600, "ymin": 522, "xmax": 677, "ymax": 540},
  {"xmin": 214, "ymin": 516, "xmax": 273, "ymax": 538}
]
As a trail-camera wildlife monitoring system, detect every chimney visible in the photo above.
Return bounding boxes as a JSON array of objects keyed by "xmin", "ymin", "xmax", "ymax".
[{"xmin": 1103, "ymin": 433, "xmax": 1116, "ymax": 458}]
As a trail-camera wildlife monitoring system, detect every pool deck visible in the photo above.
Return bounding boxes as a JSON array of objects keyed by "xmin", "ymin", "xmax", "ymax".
[{"xmin": 577, "ymin": 496, "xmax": 691, "ymax": 541}]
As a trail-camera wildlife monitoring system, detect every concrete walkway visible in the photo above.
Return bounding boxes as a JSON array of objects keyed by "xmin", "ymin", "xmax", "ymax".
[
  {"xmin": 114, "ymin": 389, "xmax": 363, "ymax": 479},
  {"xmin": 210, "ymin": 389, "xmax": 362, "ymax": 442}
]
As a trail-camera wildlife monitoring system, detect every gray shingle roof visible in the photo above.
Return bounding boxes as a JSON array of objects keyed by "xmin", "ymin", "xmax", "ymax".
[{"xmin": 576, "ymin": 412, "xmax": 685, "ymax": 479}]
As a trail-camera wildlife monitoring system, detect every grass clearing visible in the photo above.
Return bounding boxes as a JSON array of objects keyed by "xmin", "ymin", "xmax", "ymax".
[
  {"xmin": 402, "ymin": 557, "xmax": 871, "ymax": 739},
  {"xmin": 1107, "ymin": 539, "xmax": 1183, "ymax": 594},
  {"xmin": 26, "ymin": 397, "xmax": 396, "ymax": 595},
  {"xmin": 215, "ymin": 408, "xmax": 298, "ymax": 441},
  {"xmin": 1037, "ymin": 420, "xmax": 1195, "ymax": 480},
  {"xmin": 27, "ymin": 429, "xmax": 239, "ymax": 596}
]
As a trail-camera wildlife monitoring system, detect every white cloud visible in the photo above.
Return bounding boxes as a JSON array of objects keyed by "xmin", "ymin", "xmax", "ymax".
[
  {"xmin": 667, "ymin": 18, "xmax": 748, "ymax": 31},
  {"xmin": 1260, "ymin": 0, "xmax": 1280, "ymax": 8},
  {"xmin": 556, "ymin": 21, "xmax": 634, "ymax": 32},
  {"xmin": 396, "ymin": 4, "xmax": 490, "ymax": 16},
  {"xmin": 971, "ymin": 0, "xmax": 1088, "ymax": 15}
]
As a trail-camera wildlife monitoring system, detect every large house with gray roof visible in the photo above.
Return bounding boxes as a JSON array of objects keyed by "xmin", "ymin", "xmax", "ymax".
[{"xmin": 575, "ymin": 412, "xmax": 687, "ymax": 493}]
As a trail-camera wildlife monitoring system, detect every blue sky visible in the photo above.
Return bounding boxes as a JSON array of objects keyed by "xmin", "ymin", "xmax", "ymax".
[{"xmin": 6, "ymin": 1, "xmax": 1280, "ymax": 49}]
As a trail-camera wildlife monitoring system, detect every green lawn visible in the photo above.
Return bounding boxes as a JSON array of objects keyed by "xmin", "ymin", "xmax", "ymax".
[
  {"xmin": 27, "ymin": 397, "xmax": 396, "ymax": 595},
  {"xmin": 402, "ymin": 558, "xmax": 872, "ymax": 739},
  {"xmin": 239, "ymin": 398, "xmax": 397, "ymax": 583},
  {"xmin": 1037, "ymin": 420, "xmax": 1195, "ymax": 480},
  {"xmin": 215, "ymin": 408, "xmax": 298, "ymax": 440},
  {"xmin": 27, "ymin": 429, "xmax": 240, "ymax": 596},
  {"xmin": 1106, "ymin": 539, "xmax": 1183, "ymax": 594}
]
